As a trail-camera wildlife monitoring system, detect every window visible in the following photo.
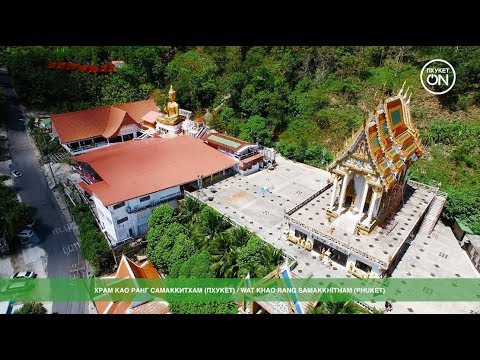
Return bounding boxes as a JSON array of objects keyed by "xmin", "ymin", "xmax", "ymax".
[
  {"xmin": 113, "ymin": 201, "xmax": 125, "ymax": 210},
  {"xmin": 139, "ymin": 195, "xmax": 151, "ymax": 203},
  {"xmin": 295, "ymin": 229, "xmax": 307, "ymax": 240},
  {"xmin": 355, "ymin": 260, "xmax": 372, "ymax": 273},
  {"xmin": 117, "ymin": 217, "xmax": 128, "ymax": 225}
]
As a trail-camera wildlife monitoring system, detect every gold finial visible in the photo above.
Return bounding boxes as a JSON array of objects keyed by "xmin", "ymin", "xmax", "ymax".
[
  {"xmin": 372, "ymin": 90, "xmax": 378, "ymax": 112},
  {"xmin": 406, "ymin": 93, "xmax": 412, "ymax": 104},
  {"xmin": 398, "ymin": 80, "xmax": 406, "ymax": 96},
  {"xmin": 403, "ymin": 86, "xmax": 410, "ymax": 100},
  {"xmin": 168, "ymin": 85, "xmax": 175, "ymax": 95}
]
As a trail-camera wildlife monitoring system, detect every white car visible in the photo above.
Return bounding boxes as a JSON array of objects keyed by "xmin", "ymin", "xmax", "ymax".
[
  {"xmin": 12, "ymin": 271, "xmax": 37, "ymax": 279},
  {"xmin": 18, "ymin": 228, "xmax": 34, "ymax": 239},
  {"xmin": 11, "ymin": 170, "xmax": 22, "ymax": 178}
]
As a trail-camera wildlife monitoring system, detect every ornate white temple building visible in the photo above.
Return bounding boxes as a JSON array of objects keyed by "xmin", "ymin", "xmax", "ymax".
[{"xmin": 284, "ymin": 87, "xmax": 447, "ymax": 278}]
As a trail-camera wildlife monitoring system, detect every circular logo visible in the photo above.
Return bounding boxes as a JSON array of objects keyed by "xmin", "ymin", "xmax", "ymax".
[{"xmin": 420, "ymin": 59, "xmax": 456, "ymax": 95}]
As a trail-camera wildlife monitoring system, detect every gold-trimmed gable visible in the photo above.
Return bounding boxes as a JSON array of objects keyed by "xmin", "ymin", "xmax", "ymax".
[{"xmin": 384, "ymin": 95, "xmax": 423, "ymax": 162}]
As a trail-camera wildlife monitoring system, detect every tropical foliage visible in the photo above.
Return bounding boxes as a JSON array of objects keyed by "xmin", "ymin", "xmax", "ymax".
[
  {"xmin": 14, "ymin": 302, "xmax": 47, "ymax": 314},
  {"xmin": 70, "ymin": 202, "xmax": 114, "ymax": 275},
  {"xmin": 146, "ymin": 201, "xmax": 284, "ymax": 280},
  {"xmin": 2, "ymin": 46, "xmax": 479, "ymax": 231}
]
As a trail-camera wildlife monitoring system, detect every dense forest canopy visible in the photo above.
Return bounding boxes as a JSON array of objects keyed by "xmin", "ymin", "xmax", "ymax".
[{"xmin": 1, "ymin": 46, "xmax": 479, "ymax": 232}]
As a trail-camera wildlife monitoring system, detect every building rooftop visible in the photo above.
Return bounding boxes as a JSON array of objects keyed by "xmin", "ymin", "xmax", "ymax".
[
  {"xmin": 74, "ymin": 136, "xmax": 237, "ymax": 206},
  {"xmin": 390, "ymin": 221, "xmax": 480, "ymax": 314},
  {"xmin": 52, "ymin": 99, "xmax": 158, "ymax": 143},
  {"xmin": 205, "ymin": 133, "xmax": 252, "ymax": 152},
  {"xmin": 287, "ymin": 181, "xmax": 437, "ymax": 267},
  {"xmin": 95, "ymin": 255, "xmax": 168, "ymax": 315}
]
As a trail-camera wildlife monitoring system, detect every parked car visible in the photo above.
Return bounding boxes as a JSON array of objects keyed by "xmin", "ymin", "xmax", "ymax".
[
  {"xmin": 18, "ymin": 228, "xmax": 34, "ymax": 239},
  {"xmin": 11, "ymin": 170, "xmax": 22, "ymax": 178},
  {"xmin": 11, "ymin": 271, "xmax": 37, "ymax": 279}
]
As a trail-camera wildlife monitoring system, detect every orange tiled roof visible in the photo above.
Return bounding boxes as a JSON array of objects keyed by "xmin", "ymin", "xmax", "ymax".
[
  {"xmin": 330, "ymin": 93, "xmax": 423, "ymax": 191},
  {"xmin": 52, "ymin": 99, "xmax": 158, "ymax": 143},
  {"xmin": 73, "ymin": 136, "xmax": 237, "ymax": 206},
  {"xmin": 141, "ymin": 111, "xmax": 162, "ymax": 124},
  {"xmin": 94, "ymin": 256, "xmax": 169, "ymax": 315}
]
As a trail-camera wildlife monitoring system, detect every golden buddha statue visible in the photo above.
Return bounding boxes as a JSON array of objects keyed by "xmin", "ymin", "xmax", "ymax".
[{"xmin": 157, "ymin": 85, "xmax": 181, "ymax": 126}]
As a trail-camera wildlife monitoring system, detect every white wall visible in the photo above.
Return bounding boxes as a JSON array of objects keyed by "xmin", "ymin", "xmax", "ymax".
[
  {"xmin": 93, "ymin": 186, "xmax": 182, "ymax": 246},
  {"xmin": 239, "ymin": 162, "xmax": 260, "ymax": 176},
  {"xmin": 353, "ymin": 174, "xmax": 366, "ymax": 211}
]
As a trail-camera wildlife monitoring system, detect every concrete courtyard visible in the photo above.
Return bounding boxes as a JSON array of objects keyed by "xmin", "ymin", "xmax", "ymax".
[{"xmin": 191, "ymin": 155, "xmax": 480, "ymax": 314}]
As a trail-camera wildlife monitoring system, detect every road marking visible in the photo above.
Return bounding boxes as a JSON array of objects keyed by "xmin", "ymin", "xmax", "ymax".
[
  {"xmin": 53, "ymin": 223, "xmax": 78, "ymax": 236},
  {"xmin": 63, "ymin": 241, "xmax": 80, "ymax": 256}
]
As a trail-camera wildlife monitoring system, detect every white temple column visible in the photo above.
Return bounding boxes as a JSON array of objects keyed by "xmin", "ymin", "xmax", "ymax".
[
  {"xmin": 357, "ymin": 181, "xmax": 370, "ymax": 214},
  {"xmin": 338, "ymin": 172, "xmax": 350, "ymax": 212},
  {"xmin": 329, "ymin": 175, "xmax": 339, "ymax": 209},
  {"xmin": 373, "ymin": 192, "xmax": 383, "ymax": 218},
  {"xmin": 366, "ymin": 188, "xmax": 380, "ymax": 224}
]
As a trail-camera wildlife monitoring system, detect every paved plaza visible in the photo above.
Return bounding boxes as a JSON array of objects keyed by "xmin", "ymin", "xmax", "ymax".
[
  {"xmin": 192, "ymin": 155, "xmax": 480, "ymax": 313},
  {"xmin": 192, "ymin": 156, "xmax": 355, "ymax": 278}
]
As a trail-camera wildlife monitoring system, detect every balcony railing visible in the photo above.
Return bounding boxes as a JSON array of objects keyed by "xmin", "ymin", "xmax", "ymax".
[
  {"xmin": 126, "ymin": 192, "xmax": 182, "ymax": 214},
  {"xmin": 236, "ymin": 151, "xmax": 260, "ymax": 161}
]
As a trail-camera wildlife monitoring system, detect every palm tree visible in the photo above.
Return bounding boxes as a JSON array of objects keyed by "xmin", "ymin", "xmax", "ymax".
[
  {"xmin": 209, "ymin": 232, "xmax": 231, "ymax": 258},
  {"xmin": 262, "ymin": 245, "xmax": 284, "ymax": 270},
  {"xmin": 229, "ymin": 226, "xmax": 251, "ymax": 248},
  {"xmin": 238, "ymin": 262, "xmax": 268, "ymax": 278},
  {"xmin": 199, "ymin": 208, "xmax": 229, "ymax": 241},
  {"xmin": 212, "ymin": 247, "xmax": 240, "ymax": 278},
  {"xmin": 178, "ymin": 197, "xmax": 203, "ymax": 224}
]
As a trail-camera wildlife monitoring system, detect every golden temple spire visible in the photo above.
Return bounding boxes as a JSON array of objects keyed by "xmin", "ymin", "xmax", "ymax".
[{"xmin": 168, "ymin": 84, "xmax": 175, "ymax": 95}]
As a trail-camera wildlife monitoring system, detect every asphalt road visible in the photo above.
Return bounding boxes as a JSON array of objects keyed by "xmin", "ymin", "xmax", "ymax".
[{"xmin": 1, "ymin": 75, "xmax": 88, "ymax": 314}]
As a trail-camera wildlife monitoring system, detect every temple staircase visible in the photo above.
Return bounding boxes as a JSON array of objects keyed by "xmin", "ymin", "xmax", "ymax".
[
  {"xmin": 195, "ymin": 126, "xmax": 208, "ymax": 139},
  {"xmin": 332, "ymin": 212, "xmax": 360, "ymax": 235},
  {"xmin": 418, "ymin": 194, "xmax": 447, "ymax": 235}
]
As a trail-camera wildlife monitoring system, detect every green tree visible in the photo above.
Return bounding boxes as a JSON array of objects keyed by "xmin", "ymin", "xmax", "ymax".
[
  {"xmin": 14, "ymin": 302, "xmax": 47, "ymax": 314},
  {"xmin": 0, "ymin": 184, "xmax": 30, "ymax": 244},
  {"xmin": 178, "ymin": 197, "xmax": 203, "ymax": 224},
  {"xmin": 168, "ymin": 234, "xmax": 198, "ymax": 277},
  {"xmin": 237, "ymin": 236, "xmax": 269, "ymax": 277},
  {"xmin": 197, "ymin": 206, "xmax": 230, "ymax": 244},
  {"xmin": 228, "ymin": 226, "xmax": 251, "ymax": 248},
  {"xmin": 178, "ymin": 251, "xmax": 214, "ymax": 278},
  {"xmin": 148, "ymin": 204, "xmax": 174, "ymax": 229},
  {"xmin": 165, "ymin": 50, "xmax": 218, "ymax": 110},
  {"xmin": 148, "ymin": 234, "xmax": 175, "ymax": 274},
  {"xmin": 239, "ymin": 115, "xmax": 272, "ymax": 146}
]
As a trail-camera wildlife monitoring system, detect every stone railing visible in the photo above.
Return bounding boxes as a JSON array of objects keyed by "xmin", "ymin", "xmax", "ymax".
[
  {"xmin": 406, "ymin": 179, "xmax": 438, "ymax": 192},
  {"xmin": 179, "ymin": 109, "xmax": 192, "ymax": 119},
  {"xmin": 285, "ymin": 182, "xmax": 332, "ymax": 216},
  {"xmin": 284, "ymin": 214, "xmax": 388, "ymax": 268}
]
